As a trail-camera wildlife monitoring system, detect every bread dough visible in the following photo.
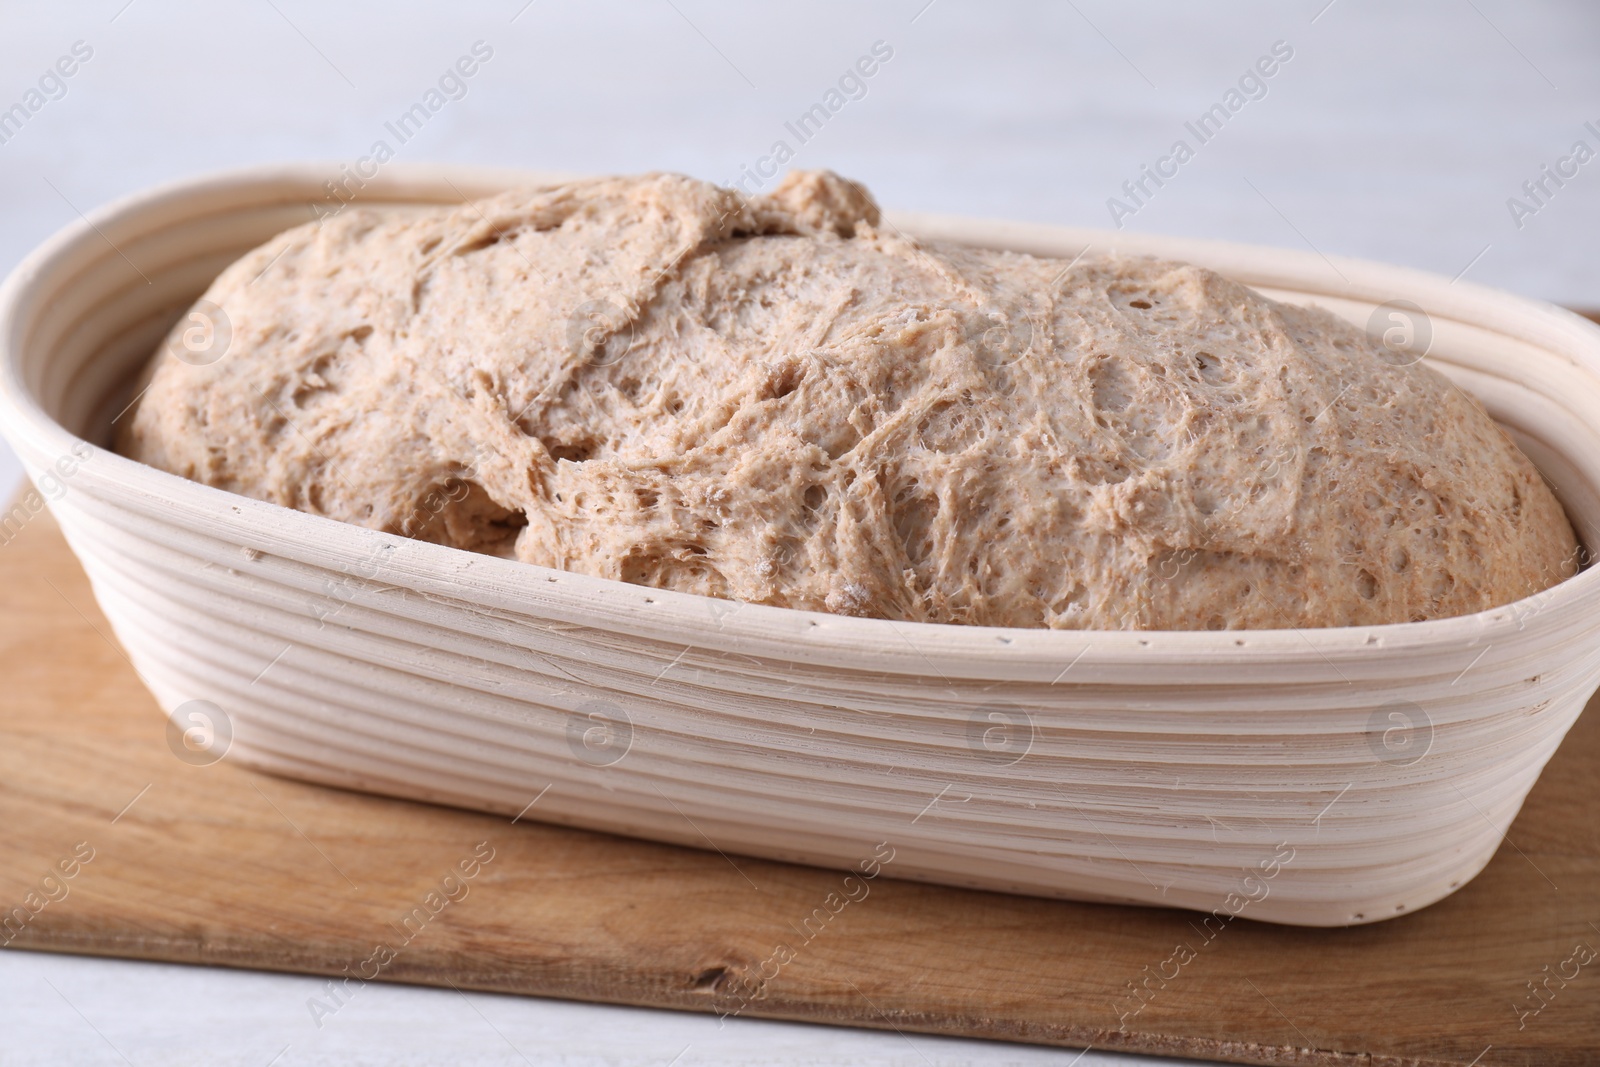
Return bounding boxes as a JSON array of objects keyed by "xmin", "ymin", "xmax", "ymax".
[{"xmin": 120, "ymin": 170, "xmax": 1581, "ymax": 630}]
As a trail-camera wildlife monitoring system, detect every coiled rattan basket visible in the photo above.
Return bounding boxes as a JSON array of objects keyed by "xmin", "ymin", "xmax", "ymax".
[{"xmin": 4, "ymin": 164, "xmax": 1598, "ymax": 926}]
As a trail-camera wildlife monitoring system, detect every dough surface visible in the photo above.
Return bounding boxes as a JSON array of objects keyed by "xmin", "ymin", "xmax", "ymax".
[{"xmin": 120, "ymin": 170, "xmax": 1581, "ymax": 630}]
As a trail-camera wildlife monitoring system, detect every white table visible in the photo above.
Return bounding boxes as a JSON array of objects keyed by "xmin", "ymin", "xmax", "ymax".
[{"xmin": 3, "ymin": 2, "xmax": 1596, "ymax": 1062}]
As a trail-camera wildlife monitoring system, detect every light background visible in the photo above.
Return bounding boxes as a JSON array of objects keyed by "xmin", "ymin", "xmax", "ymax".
[{"xmin": 3, "ymin": 1, "xmax": 1598, "ymax": 1063}]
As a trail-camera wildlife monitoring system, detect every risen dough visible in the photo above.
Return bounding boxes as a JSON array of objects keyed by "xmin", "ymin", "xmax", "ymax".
[{"xmin": 120, "ymin": 170, "xmax": 1581, "ymax": 630}]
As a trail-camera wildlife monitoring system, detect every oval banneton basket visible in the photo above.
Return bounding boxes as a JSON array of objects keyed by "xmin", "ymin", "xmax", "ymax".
[{"xmin": 3, "ymin": 165, "xmax": 1599, "ymax": 928}]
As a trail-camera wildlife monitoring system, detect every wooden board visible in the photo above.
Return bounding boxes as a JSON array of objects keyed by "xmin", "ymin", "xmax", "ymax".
[{"xmin": 2, "ymin": 508, "xmax": 1598, "ymax": 1067}]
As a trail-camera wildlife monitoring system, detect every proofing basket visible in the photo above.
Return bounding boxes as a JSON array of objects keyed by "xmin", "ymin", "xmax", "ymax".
[{"xmin": 3, "ymin": 163, "xmax": 1599, "ymax": 927}]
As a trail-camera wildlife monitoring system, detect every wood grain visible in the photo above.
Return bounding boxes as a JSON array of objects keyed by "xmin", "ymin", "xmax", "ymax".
[{"xmin": 2, "ymin": 508, "xmax": 1598, "ymax": 1067}]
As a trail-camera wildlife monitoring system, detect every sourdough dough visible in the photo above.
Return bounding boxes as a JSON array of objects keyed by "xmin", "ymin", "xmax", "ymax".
[{"xmin": 120, "ymin": 171, "xmax": 1581, "ymax": 630}]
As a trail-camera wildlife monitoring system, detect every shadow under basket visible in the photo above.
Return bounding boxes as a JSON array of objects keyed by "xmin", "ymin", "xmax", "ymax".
[{"xmin": 4, "ymin": 163, "xmax": 1600, "ymax": 927}]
